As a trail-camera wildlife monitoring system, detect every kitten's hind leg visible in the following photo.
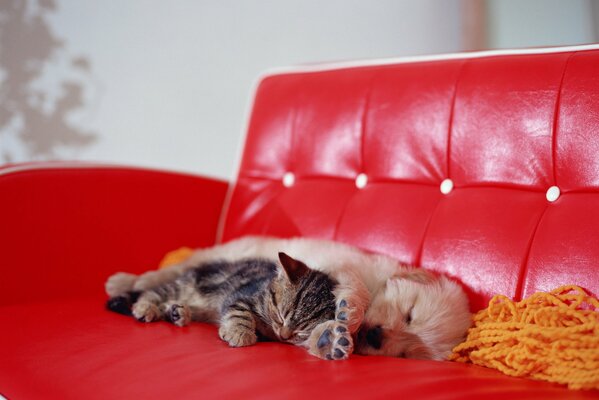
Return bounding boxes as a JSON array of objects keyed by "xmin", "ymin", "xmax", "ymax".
[
  {"xmin": 307, "ymin": 299, "xmax": 354, "ymax": 360},
  {"xmin": 105, "ymin": 272, "xmax": 138, "ymax": 297},
  {"xmin": 133, "ymin": 264, "xmax": 188, "ymax": 292},
  {"xmin": 106, "ymin": 290, "xmax": 141, "ymax": 316},
  {"xmin": 131, "ymin": 291, "xmax": 164, "ymax": 323},
  {"xmin": 164, "ymin": 302, "xmax": 191, "ymax": 327},
  {"xmin": 218, "ymin": 302, "xmax": 258, "ymax": 347}
]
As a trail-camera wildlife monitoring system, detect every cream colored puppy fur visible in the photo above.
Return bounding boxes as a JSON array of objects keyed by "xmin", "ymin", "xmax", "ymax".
[{"xmin": 106, "ymin": 236, "xmax": 471, "ymax": 360}]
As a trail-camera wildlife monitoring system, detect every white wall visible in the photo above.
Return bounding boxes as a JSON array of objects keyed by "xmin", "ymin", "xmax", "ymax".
[
  {"xmin": 487, "ymin": 0, "xmax": 596, "ymax": 48},
  {"xmin": 2, "ymin": 0, "xmax": 596, "ymax": 179},
  {"xmin": 1, "ymin": 0, "xmax": 462, "ymax": 179}
]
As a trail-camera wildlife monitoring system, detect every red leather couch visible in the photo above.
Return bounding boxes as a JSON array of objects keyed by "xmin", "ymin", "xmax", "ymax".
[{"xmin": 2, "ymin": 44, "xmax": 599, "ymax": 399}]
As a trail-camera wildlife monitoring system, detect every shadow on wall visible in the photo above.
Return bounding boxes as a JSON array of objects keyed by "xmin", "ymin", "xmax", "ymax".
[{"xmin": 0, "ymin": 0, "xmax": 97, "ymax": 163}]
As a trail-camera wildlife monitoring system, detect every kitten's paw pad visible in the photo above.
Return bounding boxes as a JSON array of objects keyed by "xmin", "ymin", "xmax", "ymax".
[
  {"xmin": 310, "ymin": 320, "xmax": 354, "ymax": 361},
  {"xmin": 166, "ymin": 304, "xmax": 190, "ymax": 327},
  {"xmin": 219, "ymin": 326, "xmax": 257, "ymax": 347},
  {"xmin": 132, "ymin": 302, "xmax": 160, "ymax": 323},
  {"xmin": 105, "ymin": 272, "xmax": 137, "ymax": 297}
]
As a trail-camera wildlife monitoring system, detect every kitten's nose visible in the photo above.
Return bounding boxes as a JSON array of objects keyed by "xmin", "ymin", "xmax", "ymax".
[{"xmin": 279, "ymin": 326, "xmax": 293, "ymax": 341}]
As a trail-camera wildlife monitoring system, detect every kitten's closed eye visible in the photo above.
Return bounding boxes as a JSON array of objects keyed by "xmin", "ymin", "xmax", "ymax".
[{"xmin": 287, "ymin": 330, "xmax": 310, "ymax": 345}]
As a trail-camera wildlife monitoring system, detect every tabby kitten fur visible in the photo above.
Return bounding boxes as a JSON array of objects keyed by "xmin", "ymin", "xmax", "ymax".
[{"xmin": 107, "ymin": 253, "xmax": 340, "ymax": 350}]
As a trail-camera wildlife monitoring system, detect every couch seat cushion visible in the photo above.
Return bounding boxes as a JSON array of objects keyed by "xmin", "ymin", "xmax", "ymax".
[{"xmin": 1, "ymin": 299, "xmax": 596, "ymax": 400}]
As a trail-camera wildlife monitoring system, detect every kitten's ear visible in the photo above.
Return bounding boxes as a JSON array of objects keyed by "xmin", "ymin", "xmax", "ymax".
[{"xmin": 278, "ymin": 252, "xmax": 310, "ymax": 284}]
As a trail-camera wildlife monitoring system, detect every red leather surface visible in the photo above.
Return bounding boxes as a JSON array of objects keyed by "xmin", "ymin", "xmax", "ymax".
[
  {"xmin": 0, "ymin": 164, "xmax": 228, "ymax": 306},
  {"xmin": 223, "ymin": 48, "xmax": 599, "ymax": 310},
  {"xmin": 556, "ymin": 51, "xmax": 599, "ymax": 190},
  {"xmin": 1, "ymin": 299, "xmax": 596, "ymax": 400},
  {"xmin": 450, "ymin": 53, "xmax": 568, "ymax": 188}
]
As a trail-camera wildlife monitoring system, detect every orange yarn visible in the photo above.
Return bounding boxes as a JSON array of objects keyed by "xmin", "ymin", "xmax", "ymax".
[
  {"xmin": 158, "ymin": 247, "xmax": 194, "ymax": 269},
  {"xmin": 450, "ymin": 285, "xmax": 599, "ymax": 390}
]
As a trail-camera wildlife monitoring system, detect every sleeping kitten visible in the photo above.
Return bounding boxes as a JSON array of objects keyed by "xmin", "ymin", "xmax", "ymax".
[{"xmin": 107, "ymin": 252, "xmax": 353, "ymax": 359}]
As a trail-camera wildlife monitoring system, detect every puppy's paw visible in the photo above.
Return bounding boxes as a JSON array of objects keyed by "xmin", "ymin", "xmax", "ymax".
[
  {"xmin": 105, "ymin": 272, "xmax": 137, "ymax": 297},
  {"xmin": 336, "ymin": 298, "xmax": 350, "ymax": 323},
  {"xmin": 165, "ymin": 303, "xmax": 191, "ymax": 327},
  {"xmin": 309, "ymin": 320, "xmax": 353, "ymax": 360},
  {"xmin": 335, "ymin": 295, "xmax": 364, "ymax": 334},
  {"xmin": 218, "ymin": 325, "xmax": 257, "ymax": 347},
  {"xmin": 132, "ymin": 301, "xmax": 161, "ymax": 323}
]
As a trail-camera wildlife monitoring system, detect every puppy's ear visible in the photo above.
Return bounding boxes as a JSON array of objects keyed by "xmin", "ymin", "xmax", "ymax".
[
  {"xmin": 278, "ymin": 252, "xmax": 310, "ymax": 284},
  {"xmin": 391, "ymin": 268, "xmax": 436, "ymax": 284}
]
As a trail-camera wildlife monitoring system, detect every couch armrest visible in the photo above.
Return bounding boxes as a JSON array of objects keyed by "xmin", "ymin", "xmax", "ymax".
[{"xmin": 0, "ymin": 163, "xmax": 229, "ymax": 305}]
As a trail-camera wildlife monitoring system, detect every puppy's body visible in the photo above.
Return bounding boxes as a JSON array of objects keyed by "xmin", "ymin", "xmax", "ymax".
[{"xmin": 107, "ymin": 236, "xmax": 471, "ymax": 360}]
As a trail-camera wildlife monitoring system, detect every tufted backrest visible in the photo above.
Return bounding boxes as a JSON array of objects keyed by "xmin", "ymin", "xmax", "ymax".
[{"xmin": 220, "ymin": 46, "xmax": 599, "ymax": 311}]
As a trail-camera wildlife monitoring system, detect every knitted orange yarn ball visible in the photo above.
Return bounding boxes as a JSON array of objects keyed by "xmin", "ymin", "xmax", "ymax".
[
  {"xmin": 450, "ymin": 285, "xmax": 599, "ymax": 390},
  {"xmin": 158, "ymin": 247, "xmax": 194, "ymax": 269}
]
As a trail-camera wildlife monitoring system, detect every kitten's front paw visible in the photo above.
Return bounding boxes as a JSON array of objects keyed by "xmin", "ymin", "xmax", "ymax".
[
  {"xmin": 132, "ymin": 301, "xmax": 161, "ymax": 323},
  {"xmin": 308, "ymin": 300, "xmax": 354, "ymax": 360},
  {"xmin": 218, "ymin": 325, "xmax": 257, "ymax": 347},
  {"xmin": 105, "ymin": 272, "xmax": 137, "ymax": 297}
]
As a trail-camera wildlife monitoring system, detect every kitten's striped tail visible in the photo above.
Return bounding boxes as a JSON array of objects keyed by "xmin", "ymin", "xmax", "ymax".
[{"xmin": 106, "ymin": 291, "xmax": 141, "ymax": 316}]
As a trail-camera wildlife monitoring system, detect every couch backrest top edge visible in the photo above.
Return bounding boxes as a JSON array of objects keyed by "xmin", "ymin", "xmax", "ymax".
[{"xmin": 259, "ymin": 43, "xmax": 599, "ymax": 79}]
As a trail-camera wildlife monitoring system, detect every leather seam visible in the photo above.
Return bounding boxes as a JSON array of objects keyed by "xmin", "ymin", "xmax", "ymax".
[
  {"xmin": 237, "ymin": 174, "xmax": 599, "ymax": 194},
  {"xmin": 446, "ymin": 60, "xmax": 468, "ymax": 179},
  {"xmin": 358, "ymin": 75, "xmax": 376, "ymax": 173},
  {"xmin": 514, "ymin": 203, "xmax": 550, "ymax": 301},
  {"xmin": 332, "ymin": 191, "xmax": 358, "ymax": 241},
  {"xmin": 288, "ymin": 78, "xmax": 302, "ymax": 173},
  {"xmin": 551, "ymin": 51, "xmax": 576, "ymax": 187},
  {"xmin": 414, "ymin": 196, "xmax": 443, "ymax": 267},
  {"xmin": 260, "ymin": 186, "xmax": 288, "ymax": 236}
]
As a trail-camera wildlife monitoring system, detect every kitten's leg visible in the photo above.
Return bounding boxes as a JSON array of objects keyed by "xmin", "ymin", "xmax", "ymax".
[
  {"xmin": 132, "ymin": 264, "xmax": 189, "ymax": 292},
  {"xmin": 103, "ymin": 259, "xmax": 197, "ymax": 297},
  {"xmin": 105, "ymin": 272, "xmax": 138, "ymax": 297},
  {"xmin": 163, "ymin": 302, "xmax": 192, "ymax": 327},
  {"xmin": 307, "ymin": 299, "xmax": 354, "ymax": 360},
  {"xmin": 131, "ymin": 280, "xmax": 184, "ymax": 323},
  {"xmin": 218, "ymin": 301, "xmax": 258, "ymax": 347},
  {"xmin": 132, "ymin": 296, "xmax": 192, "ymax": 326},
  {"xmin": 131, "ymin": 236, "xmax": 277, "ymax": 292},
  {"xmin": 131, "ymin": 291, "xmax": 164, "ymax": 322}
]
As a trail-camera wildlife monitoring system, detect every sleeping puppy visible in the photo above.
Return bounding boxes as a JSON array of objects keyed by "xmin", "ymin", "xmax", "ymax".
[
  {"xmin": 106, "ymin": 236, "xmax": 471, "ymax": 361},
  {"xmin": 356, "ymin": 271, "xmax": 470, "ymax": 360}
]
